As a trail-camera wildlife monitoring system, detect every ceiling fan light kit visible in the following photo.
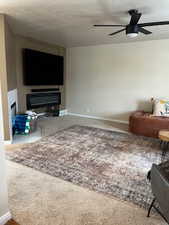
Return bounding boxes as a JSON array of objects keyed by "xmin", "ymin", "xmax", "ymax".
[
  {"xmin": 126, "ymin": 25, "xmax": 138, "ymax": 38},
  {"xmin": 94, "ymin": 9, "xmax": 169, "ymax": 38},
  {"xmin": 126, "ymin": 33, "xmax": 138, "ymax": 38}
]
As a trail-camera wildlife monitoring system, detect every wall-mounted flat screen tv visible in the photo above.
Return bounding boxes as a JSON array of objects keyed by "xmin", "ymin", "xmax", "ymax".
[{"xmin": 23, "ymin": 48, "xmax": 64, "ymax": 85}]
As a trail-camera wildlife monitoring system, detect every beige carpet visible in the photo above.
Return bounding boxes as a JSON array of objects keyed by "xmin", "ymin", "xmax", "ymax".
[{"xmin": 7, "ymin": 161, "xmax": 165, "ymax": 225}]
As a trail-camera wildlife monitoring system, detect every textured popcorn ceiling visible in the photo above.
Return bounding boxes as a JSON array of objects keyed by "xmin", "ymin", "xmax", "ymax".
[{"xmin": 1, "ymin": 0, "xmax": 169, "ymax": 47}]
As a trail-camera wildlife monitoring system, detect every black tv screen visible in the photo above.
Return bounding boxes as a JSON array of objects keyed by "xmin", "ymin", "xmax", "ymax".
[{"xmin": 23, "ymin": 49, "xmax": 64, "ymax": 85}]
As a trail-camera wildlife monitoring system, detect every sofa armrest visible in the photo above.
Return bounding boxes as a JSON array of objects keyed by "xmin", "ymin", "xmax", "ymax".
[{"xmin": 129, "ymin": 111, "xmax": 169, "ymax": 138}]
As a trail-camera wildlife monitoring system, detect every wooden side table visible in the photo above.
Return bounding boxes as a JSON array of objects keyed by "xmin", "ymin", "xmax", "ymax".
[{"xmin": 159, "ymin": 130, "xmax": 169, "ymax": 161}]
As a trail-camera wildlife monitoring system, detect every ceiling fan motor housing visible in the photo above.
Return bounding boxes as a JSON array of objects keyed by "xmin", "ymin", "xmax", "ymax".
[{"xmin": 126, "ymin": 25, "xmax": 138, "ymax": 35}]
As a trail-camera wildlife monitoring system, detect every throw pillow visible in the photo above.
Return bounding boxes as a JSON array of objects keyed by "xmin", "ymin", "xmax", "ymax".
[{"xmin": 153, "ymin": 99, "xmax": 169, "ymax": 117}]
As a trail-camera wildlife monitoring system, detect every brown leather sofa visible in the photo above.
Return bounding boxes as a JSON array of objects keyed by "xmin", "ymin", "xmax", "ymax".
[{"xmin": 129, "ymin": 111, "xmax": 169, "ymax": 138}]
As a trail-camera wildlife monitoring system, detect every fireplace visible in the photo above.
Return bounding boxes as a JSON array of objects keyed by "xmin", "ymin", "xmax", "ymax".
[
  {"xmin": 26, "ymin": 92, "xmax": 61, "ymax": 109},
  {"xmin": 26, "ymin": 92, "xmax": 61, "ymax": 116}
]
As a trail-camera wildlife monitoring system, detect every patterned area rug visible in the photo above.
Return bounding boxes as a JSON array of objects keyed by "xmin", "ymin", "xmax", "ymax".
[{"xmin": 6, "ymin": 125, "xmax": 163, "ymax": 209}]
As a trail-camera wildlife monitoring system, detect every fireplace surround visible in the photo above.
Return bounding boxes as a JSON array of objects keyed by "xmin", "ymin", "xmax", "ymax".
[{"xmin": 8, "ymin": 89, "xmax": 18, "ymax": 141}]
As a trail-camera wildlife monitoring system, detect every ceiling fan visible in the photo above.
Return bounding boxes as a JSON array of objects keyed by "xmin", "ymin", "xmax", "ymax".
[{"xmin": 94, "ymin": 9, "xmax": 169, "ymax": 38}]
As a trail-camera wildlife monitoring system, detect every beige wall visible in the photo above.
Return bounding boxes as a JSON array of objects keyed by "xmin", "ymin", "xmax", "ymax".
[
  {"xmin": 5, "ymin": 21, "xmax": 17, "ymax": 91},
  {"xmin": 0, "ymin": 91, "xmax": 9, "ymax": 218},
  {"xmin": 67, "ymin": 40, "xmax": 169, "ymax": 122},
  {"xmin": 15, "ymin": 36, "xmax": 66, "ymax": 112},
  {"xmin": 0, "ymin": 15, "xmax": 9, "ymax": 218},
  {"xmin": 0, "ymin": 15, "xmax": 10, "ymax": 140},
  {"xmin": 2, "ymin": 26, "xmax": 66, "ymax": 140}
]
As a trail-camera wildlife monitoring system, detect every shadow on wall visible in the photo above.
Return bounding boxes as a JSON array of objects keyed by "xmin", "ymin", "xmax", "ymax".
[
  {"xmin": 108, "ymin": 112, "xmax": 131, "ymax": 122},
  {"xmin": 136, "ymin": 100, "xmax": 153, "ymax": 113},
  {"xmin": 100, "ymin": 119, "xmax": 129, "ymax": 132},
  {"xmin": 107, "ymin": 99, "xmax": 153, "ymax": 123}
]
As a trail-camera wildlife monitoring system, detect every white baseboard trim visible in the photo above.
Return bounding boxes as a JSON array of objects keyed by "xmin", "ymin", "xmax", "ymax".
[
  {"xmin": 59, "ymin": 109, "xmax": 68, "ymax": 116},
  {"xmin": 0, "ymin": 212, "xmax": 12, "ymax": 225},
  {"xmin": 68, "ymin": 112, "xmax": 129, "ymax": 125},
  {"xmin": 4, "ymin": 140, "xmax": 12, "ymax": 145}
]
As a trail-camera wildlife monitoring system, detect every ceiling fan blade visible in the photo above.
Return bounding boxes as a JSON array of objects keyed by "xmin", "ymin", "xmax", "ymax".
[
  {"xmin": 139, "ymin": 27, "xmax": 152, "ymax": 34},
  {"xmin": 94, "ymin": 24, "xmax": 125, "ymax": 27},
  {"xmin": 130, "ymin": 12, "xmax": 142, "ymax": 25},
  {"xmin": 109, "ymin": 28, "xmax": 126, "ymax": 36},
  {"xmin": 139, "ymin": 21, "xmax": 169, "ymax": 27}
]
